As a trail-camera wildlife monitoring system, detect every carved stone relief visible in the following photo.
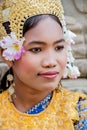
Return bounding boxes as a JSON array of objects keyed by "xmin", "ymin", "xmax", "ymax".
[{"xmin": 73, "ymin": 0, "xmax": 87, "ymax": 13}]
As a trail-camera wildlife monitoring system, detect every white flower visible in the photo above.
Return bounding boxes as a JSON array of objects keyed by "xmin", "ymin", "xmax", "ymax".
[
  {"xmin": 0, "ymin": 32, "xmax": 25, "ymax": 61},
  {"xmin": 63, "ymin": 64, "xmax": 80, "ymax": 79},
  {"xmin": 66, "ymin": 46, "xmax": 75, "ymax": 63},
  {"xmin": 64, "ymin": 30, "xmax": 76, "ymax": 44}
]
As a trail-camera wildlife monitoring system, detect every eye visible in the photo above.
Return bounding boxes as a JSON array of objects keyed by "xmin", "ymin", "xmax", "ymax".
[
  {"xmin": 29, "ymin": 47, "xmax": 41, "ymax": 53},
  {"xmin": 55, "ymin": 45, "xmax": 64, "ymax": 51}
]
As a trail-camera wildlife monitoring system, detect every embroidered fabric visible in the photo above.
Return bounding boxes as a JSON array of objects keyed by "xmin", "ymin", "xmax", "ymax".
[
  {"xmin": 25, "ymin": 93, "xmax": 87, "ymax": 130},
  {"xmin": 74, "ymin": 99, "xmax": 87, "ymax": 130},
  {"xmin": 25, "ymin": 92, "xmax": 52, "ymax": 114},
  {"xmin": 0, "ymin": 88, "xmax": 87, "ymax": 129}
]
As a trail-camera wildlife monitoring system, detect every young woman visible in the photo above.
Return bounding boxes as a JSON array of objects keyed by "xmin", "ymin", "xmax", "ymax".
[{"xmin": 0, "ymin": 0, "xmax": 87, "ymax": 129}]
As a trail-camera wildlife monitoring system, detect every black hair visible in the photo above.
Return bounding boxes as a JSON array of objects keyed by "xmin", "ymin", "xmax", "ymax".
[
  {"xmin": 0, "ymin": 14, "xmax": 62, "ymax": 92},
  {"xmin": 0, "ymin": 68, "xmax": 13, "ymax": 93},
  {"xmin": 23, "ymin": 14, "xmax": 62, "ymax": 36}
]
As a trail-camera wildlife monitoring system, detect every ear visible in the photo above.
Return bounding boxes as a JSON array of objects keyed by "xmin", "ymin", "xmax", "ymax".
[{"xmin": 3, "ymin": 59, "xmax": 13, "ymax": 68}]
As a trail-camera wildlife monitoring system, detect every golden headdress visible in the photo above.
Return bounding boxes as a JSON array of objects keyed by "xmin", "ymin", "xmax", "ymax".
[{"xmin": 0, "ymin": 0, "xmax": 63, "ymax": 39}]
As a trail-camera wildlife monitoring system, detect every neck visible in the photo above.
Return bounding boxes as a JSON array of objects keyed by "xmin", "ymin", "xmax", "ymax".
[{"xmin": 12, "ymin": 84, "xmax": 52, "ymax": 113}]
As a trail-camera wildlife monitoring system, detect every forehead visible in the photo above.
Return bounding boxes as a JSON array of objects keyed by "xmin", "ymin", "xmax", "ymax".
[{"xmin": 24, "ymin": 17, "xmax": 63, "ymax": 43}]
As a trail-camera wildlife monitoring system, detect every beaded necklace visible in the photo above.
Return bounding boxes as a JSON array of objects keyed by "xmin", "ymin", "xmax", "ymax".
[{"xmin": 25, "ymin": 92, "xmax": 52, "ymax": 114}]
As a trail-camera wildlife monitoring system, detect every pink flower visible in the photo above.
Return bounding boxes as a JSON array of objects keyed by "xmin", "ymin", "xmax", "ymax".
[{"xmin": 0, "ymin": 32, "xmax": 25, "ymax": 61}]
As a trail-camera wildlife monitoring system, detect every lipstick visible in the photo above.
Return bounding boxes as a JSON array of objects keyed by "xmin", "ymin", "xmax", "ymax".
[{"xmin": 38, "ymin": 71, "xmax": 59, "ymax": 79}]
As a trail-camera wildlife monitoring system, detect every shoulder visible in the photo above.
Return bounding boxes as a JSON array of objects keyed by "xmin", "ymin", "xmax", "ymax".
[
  {"xmin": 60, "ymin": 87, "xmax": 87, "ymax": 112},
  {"xmin": 0, "ymin": 90, "xmax": 8, "ymax": 106},
  {"xmin": 60, "ymin": 87, "xmax": 87, "ymax": 100},
  {"xmin": 74, "ymin": 99, "xmax": 87, "ymax": 129},
  {"xmin": 60, "ymin": 88, "xmax": 87, "ymax": 129},
  {"xmin": 77, "ymin": 99, "xmax": 87, "ymax": 119},
  {"xmin": 0, "ymin": 90, "xmax": 7, "ymax": 97},
  {"xmin": 55, "ymin": 87, "xmax": 87, "ymax": 121},
  {"xmin": 55, "ymin": 87, "xmax": 87, "ymax": 104}
]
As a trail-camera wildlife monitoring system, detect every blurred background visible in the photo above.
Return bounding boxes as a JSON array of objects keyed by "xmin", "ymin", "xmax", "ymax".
[
  {"xmin": 62, "ymin": 0, "xmax": 87, "ymax": 94},
  {"xmin": 0, "ymin": 0, "xmax": 87, "ymax": 93}
]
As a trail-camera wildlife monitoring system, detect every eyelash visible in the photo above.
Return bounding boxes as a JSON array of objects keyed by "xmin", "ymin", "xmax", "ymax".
[
  {"xmin": 29, "ymin": 48, "xmax": 41, "ymax": 53},
  {"xmin": 29, "ymin": 45, "xmax": 64, "ymax": 53},
  {"xmin": 55, "ymin": 45, "xmax": 64, "ymax": 51}
]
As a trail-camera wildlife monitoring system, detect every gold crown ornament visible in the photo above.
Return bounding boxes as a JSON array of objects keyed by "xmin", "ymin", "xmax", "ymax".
[
  {"xmin": 1, "ymin": 0, "xmax": 63, "ymax": 39},
  {"xmin": 0, "ymin": 1, "xmax": 7, "ymax": 40},
  {"xmin": 0, "ymin": 0, "xmax": 80, "ymax": 78}
]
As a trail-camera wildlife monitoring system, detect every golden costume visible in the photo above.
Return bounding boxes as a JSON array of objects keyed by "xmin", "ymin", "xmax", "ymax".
[{"xmin": 0, "ymin": 87, "xmax": 87, "ymax": 130}]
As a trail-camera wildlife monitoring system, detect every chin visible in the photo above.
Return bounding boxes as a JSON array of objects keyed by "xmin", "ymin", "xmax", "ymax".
[{"xmin": 41, "ymin": 83, "xmax": 58, "ymax": 91}]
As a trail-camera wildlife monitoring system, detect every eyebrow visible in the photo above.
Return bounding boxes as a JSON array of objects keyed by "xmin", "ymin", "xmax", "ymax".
[{"xmin": 27, "ymin": 39, "xmax": 65, "ymax": 46}]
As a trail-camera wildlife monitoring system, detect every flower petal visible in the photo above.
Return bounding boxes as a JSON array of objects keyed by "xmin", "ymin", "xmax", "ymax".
[{"xmin": 0, "ymin": 32, "xmax": 25, "ymax": 61}]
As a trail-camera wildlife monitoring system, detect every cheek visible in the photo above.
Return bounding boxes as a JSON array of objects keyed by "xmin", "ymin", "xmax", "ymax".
[
  {"xmin": 13, "ymin": 55, "xmax": 36, "ymax": 73},
  {"xmin": 58, "ymin": 52, "xmax": 67, "ymax": 70}
]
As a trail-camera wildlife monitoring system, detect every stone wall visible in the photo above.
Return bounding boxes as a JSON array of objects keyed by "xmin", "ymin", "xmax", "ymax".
[{"xmin": 62, "ymin": 0, "xmax": 87, "ymax": 78}]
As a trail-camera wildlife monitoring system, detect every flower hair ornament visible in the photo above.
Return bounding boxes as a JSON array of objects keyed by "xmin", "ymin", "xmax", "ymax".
[
  {"xmin": 0, "ymin": 0, "xmax": 80, "ymax": 79},
  {"xmin": 0, "ymin": 32, "xmax": 25, "ymax": 61}
]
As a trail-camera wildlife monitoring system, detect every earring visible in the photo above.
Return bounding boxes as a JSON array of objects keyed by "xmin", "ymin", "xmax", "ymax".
[
  {"xmin": 8, "ymin": 82, "xmax": 15, "ymax": 96},
  {"xmin": 8, "ymin": 82, "xmax": 15, "ymax": 102},
  {"xmin": 6, "ymin": 70, "xmax": 15, "ymax": 101},
  {"xmin": 6, "ymin": 73, "xmax": 13, "ymax": 88},
  {"xmin": 56, "ymin": 81, "xmax": 62, "ymax": 93}
]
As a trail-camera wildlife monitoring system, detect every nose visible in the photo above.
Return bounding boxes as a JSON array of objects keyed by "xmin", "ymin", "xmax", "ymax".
[{"xmin": 41, "ymin": 51, "xmax": 57, "ymax": 68}]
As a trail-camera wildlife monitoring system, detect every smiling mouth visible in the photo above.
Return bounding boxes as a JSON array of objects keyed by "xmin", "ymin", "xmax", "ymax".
[{"xmin": 38, "ymin": 72, "xmax": 59, "ymax": 79}]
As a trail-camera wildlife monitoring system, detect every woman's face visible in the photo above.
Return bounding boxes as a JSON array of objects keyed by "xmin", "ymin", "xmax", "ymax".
[{"xmin": 13, "ymin": 17, "xmax": 67, "ymax": 92}]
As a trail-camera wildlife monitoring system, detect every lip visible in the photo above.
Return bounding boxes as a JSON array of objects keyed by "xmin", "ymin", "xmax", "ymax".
[{"xmin": 38, "ymin": 71, "xmax": 59, "ymax": 79}]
